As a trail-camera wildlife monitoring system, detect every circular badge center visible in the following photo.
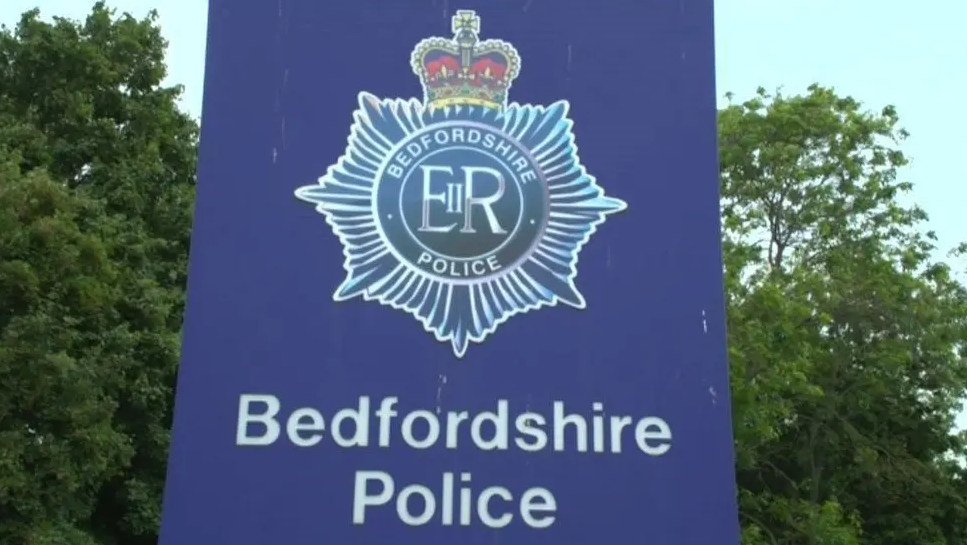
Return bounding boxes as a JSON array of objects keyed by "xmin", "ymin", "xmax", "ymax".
[
  {"xmin": 375, "ymin": 123, "xmax": 547, "ymax": 283},
  {"xmin": 400, "ymin": 147, "xmax": 522, "ymax": 260}
]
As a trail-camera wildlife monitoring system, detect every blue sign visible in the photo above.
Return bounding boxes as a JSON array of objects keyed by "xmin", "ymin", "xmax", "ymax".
[{"xmin": 160, "ymin": 2, "xmax": 740, "ymax": 544}]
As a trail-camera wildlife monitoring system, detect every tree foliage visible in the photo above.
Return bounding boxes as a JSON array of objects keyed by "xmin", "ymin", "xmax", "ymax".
[
  {"xmin": 721, "ymin": 86, "xmax": 967, "ymax": 544},
  {"xmin": 0, "ymin": 3, "xmax": 195, "ymax": 543},
  {"xmin": 0, "ymin": 4, "xmax": 965, "ymax": 544}
]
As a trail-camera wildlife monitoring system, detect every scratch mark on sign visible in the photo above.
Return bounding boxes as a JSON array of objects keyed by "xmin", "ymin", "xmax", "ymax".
[
  {"xmin": 435, "ymin": 374, "xmax": 448, "ymax": 414},
  {"xmin": 702, "ymin": 309, "xmax": 708, "ymax": 333},
  {"xmin": 276, "ymin": 2, "xmax": 288, "ymax": 162},
  {"xmin": 709, "ymin": 386, "xmax": 717, "ymax": 404}
]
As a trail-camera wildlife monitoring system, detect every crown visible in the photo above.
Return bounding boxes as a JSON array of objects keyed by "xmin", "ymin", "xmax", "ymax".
[{"xmin": 410, "ymin": 11, "xmax": 521, "ymax": 111}]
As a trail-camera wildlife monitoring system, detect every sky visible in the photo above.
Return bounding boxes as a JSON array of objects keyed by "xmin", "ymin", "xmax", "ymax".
[{"xmin": 2, "ymin": 1, "xmax": 965, "ymax": 429}]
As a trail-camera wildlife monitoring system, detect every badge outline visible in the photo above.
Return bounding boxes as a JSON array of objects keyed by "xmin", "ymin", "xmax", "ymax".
[{"xmin": 295, "ymin": 10, "xmax": 627, "ymax": 358}]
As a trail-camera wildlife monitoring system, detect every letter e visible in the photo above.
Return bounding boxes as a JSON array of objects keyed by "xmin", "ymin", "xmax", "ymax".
[
  {"xmin": 635, "ymin": 417, "xmax": 672, "ymax": 456},
  {"xmin": 286, "ymin": 408, "xmax": 325, "ymax": 447},
  {"xmin": 520, "ymin": 487, "xmax": 557, "ymax": 529}
]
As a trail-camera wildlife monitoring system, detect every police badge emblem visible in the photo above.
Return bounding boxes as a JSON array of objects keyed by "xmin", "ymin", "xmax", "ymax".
[{"xmin": 295, "ymin": 10, "xmax": 627, "ymax": 358}]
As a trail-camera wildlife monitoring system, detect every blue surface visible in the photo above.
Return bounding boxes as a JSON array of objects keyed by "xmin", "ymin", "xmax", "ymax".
[{"xmin": 159, "ymin": 1, "xmax": 740, "ymax": 543}]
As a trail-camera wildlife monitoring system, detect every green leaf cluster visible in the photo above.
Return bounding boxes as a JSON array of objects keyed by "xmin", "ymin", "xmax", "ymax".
[
  {"xmin": 0, "ymin": 3, "xmax": 195, "ymax": 543},
  {"xmin": 722, "ymin": 86, "xmax": 967, "ymax": 544}
]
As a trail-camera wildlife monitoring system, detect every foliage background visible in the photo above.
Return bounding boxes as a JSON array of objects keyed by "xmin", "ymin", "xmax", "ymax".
[{"xmin": 0, "ymin": 4, "xmax": 965, "ymax": 544}]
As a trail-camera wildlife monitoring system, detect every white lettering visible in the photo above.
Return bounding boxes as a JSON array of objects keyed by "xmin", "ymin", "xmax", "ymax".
[
  {"xmin": 445, "ymin": 411, "xmax": 469, "ymax": 448},
  {"xmin": 416, "ymin": 252, "xmax": 502, "ymax": 278},
  {"xmin": 459, "ymin": 166, "xmax": 506, "ymax": 234},
  {"xmin": 352, "ymin": 470, "xmax": 393, "ymax": 524},
  {"xmin": 592, "ymin": 402, "xmax": 605, "ymax": 453},
  {"xmin": 375, "ymin": 396, "xmax": 398, "ymax": 447},
  {"xmin": 397, "ymin": 484, "xmax": 436, "ymax": 525},
  {"xmin": 477, "ymin": 486, "xmax": 513, "ymax": 528},
  {"xmin": 241, "ymin": 396, "xmax": 673, "ymax": 528},
  {"xmin": 520, "ymin": 487, "xmax": 557, "ymax": 528},
  {"xmin": 470, "ymin": 399, "xmax": 508, "ymax": 450},
  {"xmin": 609, "ymin": 415, "xmax": 633, "ymax": 453},
  {"xmin": 418, "ymin": 165, "xmax": 458, "ymax": 233},
  {"xmin": 235, "ymin": 394, "xmax": 280, "ymax": 446},
  {"xmin": 331, "ymin": 396, "xmax": 369, "ymax": 447},
  {"xmin": 553, "ymin": 401, "xmax": 588, "ymax": 452},
  {"xmin": 635, "ymin": 417, "xmax": 673, "ymax": 455},
  {"xmin": 286, "ymin": 407, "xmax": 325, "ymax": 447},
  {"xmin": 514, "ymin": 412, "xmax": 548, "ymax": 451},
  {"xmin": 234, "ymin": 395, "xmax": 672, "ymax": 455},
  {"xmin": 351, "ymin": 471, "xmax": 558, "ymax": 528},
  {"xmin": 401, "ymin": 409, "xmax": 441, "ymax": 449},
  {"xmin": 383, "ymin": 127, "xmax": 539, "ymax": 183}
]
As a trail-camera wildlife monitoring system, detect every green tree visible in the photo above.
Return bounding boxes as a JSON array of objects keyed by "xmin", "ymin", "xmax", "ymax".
[
  {"xmin": 0, "ymin": 3, "xmax": 196, "ymax": 542},
  {"xmin": 720, "ymin": 85, "xmax": 967, "ymax": 544},
  {"xmin": 0, "ymin": 145, "xmax": 125, "ymax": 545}
]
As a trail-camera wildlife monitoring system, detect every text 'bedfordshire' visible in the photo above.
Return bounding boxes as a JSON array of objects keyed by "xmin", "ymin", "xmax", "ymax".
[{"xmin": 235, "ymin": 394, "xmax": 673, "ymax": 529}]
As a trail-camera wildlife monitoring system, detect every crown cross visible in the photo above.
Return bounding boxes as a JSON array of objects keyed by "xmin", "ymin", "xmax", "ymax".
[{"xmin": 452, "ymin": 10, "xmax": 480, "ymax": 35}]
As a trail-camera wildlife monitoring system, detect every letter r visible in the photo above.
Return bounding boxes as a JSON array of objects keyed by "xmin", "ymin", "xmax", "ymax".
[{"xmin": 460, "ymin": 166, "xmax": 506, "ymax": 234}]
